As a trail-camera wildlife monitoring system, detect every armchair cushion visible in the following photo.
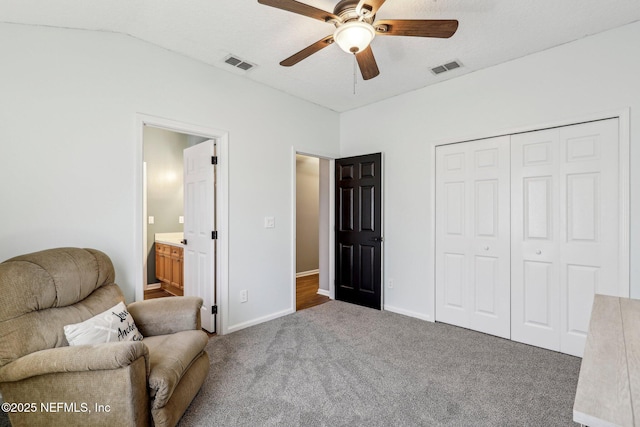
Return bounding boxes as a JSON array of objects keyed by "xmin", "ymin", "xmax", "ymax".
[
  {"xmin": 127, "ymin": 296, "xmax": 203, "ymax": 336},
  {"xmin": 0, "ymin": 284, "xmax": 124, "ymax": 367},
  {"xmin": 64, "ymin": 302, "xmax": 143, "ymax": 346},
  {"xmin": 0, "ymin": 341, "xmax": 149, "ymax": 383},
  {"xmin": 144, "ymin": 330, "xmax": 209, "ymax": 409},
  {"xmin": 0, "ymin": 247, "xmax": 125, "ymax": 367}
]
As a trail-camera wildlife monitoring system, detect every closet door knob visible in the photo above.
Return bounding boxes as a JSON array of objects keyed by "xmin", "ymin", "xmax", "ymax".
[
  {"xmin": 484, "ymin": 246, "xmax": 490, "ymax": 251},
  {"xmin": 536, "ymin": 250, "xmax": 542, "ymax": 255}
]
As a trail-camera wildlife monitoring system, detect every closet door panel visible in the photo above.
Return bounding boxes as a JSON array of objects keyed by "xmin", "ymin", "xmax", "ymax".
[
  {"xmin": 436, "ymin": 146, "xmax": 470, "ymax": 327},
  {"xmin": 512, "ymin": 119, "xmax": 620, "ymax": 356},
  {"xmin": 559, "ymin": 119, "xmax": 619, "ymax": 356},
  {"xmin": 523, "ymin": 260, "xmax": 553, "ymax": 328},
  {"xmin": 436, "ymin": 136, "xmax": 510, "ymax": 338},
  {"xmin": 443, "ymin": 252, "xmax": 466, "ymax": 311},
  {"xmin": 511, "ymin": 129, "xmax": 561, "ymax": 351},
  {"xmin": 474, "ymin": 255, "xmax": 499, "ymax": 316}
]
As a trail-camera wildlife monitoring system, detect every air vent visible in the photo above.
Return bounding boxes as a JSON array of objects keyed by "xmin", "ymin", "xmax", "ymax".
[
  {"xmin": 236, "ymin": 62, "xmax": 254, "ymax": 71},
  {"xmin": 225, "ymin": 56, "xmax": 242, "ymax": 67},
  {"xmin": 431, "ymin": 65, "xmax": 447, "ymax": 75},
  {"xmin": 223, "ymin": 54, "xmax": 257, "ymax": 72},
  {"xmin": 430, "ymin": 60, "xmax": 463, "ymax": 75}
]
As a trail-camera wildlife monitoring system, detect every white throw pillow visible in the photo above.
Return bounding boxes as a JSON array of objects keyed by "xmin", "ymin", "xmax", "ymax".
[{"xmin": 64, "ymin": 301, "xmax": 143, "ymax": 346}]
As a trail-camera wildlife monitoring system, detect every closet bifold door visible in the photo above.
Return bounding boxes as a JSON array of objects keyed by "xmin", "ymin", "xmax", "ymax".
[
  {"xmin": 435, "ymin": 136, "xmax": 511, "ymax": 339},
  {"xmin": 510, "ymin": 119, "xmax": 620, "ymax": 357}
]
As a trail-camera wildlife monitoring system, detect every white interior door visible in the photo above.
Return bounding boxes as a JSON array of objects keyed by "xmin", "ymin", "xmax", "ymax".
[
  {"xmin": 511, "ymin": 119, "xmax": 620, "ymax": 356},
  {"xmin": 510, "ymin": 128, "xmax": 561, "ymax": 351},
  {"xmin": 435, "ymin": 136, "xmax": 511, "ymax": 338},
  {"xmin": 184, "ymin": 140, "xmax": 216, "ymax": 333}
]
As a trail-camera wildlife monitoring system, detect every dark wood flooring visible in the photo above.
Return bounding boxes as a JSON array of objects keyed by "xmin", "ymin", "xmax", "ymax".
[
  {"xmin": 296, "ymin": 273, "xmax": 330, "ymax": 311},
  {"xmin": 144, "ymin": 287, "xmax": 174, "ymax": 299}
]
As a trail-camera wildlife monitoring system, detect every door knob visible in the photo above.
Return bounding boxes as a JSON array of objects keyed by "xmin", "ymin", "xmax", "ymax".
[
  {"xmin": 536, "ymin": 250, "xmax": 542, "ymax": 255},
  {"xmin": 483, "ymin": 246, "xmax": 490, "ymax": 251}
]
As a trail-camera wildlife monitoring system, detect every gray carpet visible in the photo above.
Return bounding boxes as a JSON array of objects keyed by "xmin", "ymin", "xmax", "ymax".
[
  {"xmin": 178, "ymin": 301, "xmax": 580, "ymax": 426},
  {"xmin": 0, "ymin": 301, "xmax": 581, "ymax": 426}
]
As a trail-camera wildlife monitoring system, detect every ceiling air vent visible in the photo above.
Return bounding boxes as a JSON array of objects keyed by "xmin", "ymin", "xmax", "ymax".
[
  {"xmin": 223, "ymin": 54, "xmax": 256, "ymax": 72},
  {"xmin": 430, "ymin": 60, "xmax": 462, "ymax": 75}
]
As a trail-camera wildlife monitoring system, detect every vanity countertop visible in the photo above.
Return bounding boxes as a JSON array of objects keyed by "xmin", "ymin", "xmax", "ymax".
[{"xmin": 155, "ymin": 232, "xmax": 184, "ymax": 247}]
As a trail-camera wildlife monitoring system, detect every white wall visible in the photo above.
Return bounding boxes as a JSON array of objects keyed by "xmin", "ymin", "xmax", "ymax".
[
  {"xmin": 0, "ymin": 23, "xmax": 339, "ymax": 331},
  {"xmin": 295, "ymin": 155, "xmax": 319, "ymax": 273},
  {"xmin": 340, "ymin": 21, "xmax": 640, "ymax": 320}
]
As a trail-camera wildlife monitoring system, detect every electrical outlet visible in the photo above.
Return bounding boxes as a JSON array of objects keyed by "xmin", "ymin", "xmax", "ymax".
[
  {"xmin": 240, "ymin": 290, "xmax": 248, "ymax": 303},
  {"xmin": 148, "ymin": 216, "xmax": 154, "ymax": 225},
  {"xmin": 388, "ymin": 279, "xmax": 394, "ymax": 289},
  {"xmin": 264, "ymin": 216, "xmax": 275, "ymax": 228},
  {"xmin": 178, "ymin": 216, "xmax": 184, "ymax": 224}
]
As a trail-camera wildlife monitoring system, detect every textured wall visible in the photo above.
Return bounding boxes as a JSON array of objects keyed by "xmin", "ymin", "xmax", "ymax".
[{"xmin": 296, "ymin": 155, "xmax": 319, "ymax": 274}]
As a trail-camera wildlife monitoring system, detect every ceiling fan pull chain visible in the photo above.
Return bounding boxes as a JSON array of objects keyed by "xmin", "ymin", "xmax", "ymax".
[{"xmin": 353, "ymin": 53, "xmax": 357, "ymax": 95}]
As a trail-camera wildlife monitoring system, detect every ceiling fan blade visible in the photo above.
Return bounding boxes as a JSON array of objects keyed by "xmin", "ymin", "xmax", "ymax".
[
  {"xmin": 373, "ymin": 19, "xmax": 459, "ymax": 38},
  {"xmin": 258, "ymin": 0, "xmax": 339, "ymax": 23},
  {"xmin": 356, "ymin": 0, "xmax": 387, "ymax": 16},
  {"xmin": 355, "ymin": 46, "xmax": 380, "ymax": 80},
  {"xmin": 280, "ymin": 35, "xmax": 335, "ymax": 67}
]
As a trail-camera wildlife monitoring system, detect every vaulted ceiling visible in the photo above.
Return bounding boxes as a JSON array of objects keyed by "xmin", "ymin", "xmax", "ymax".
[{"xmin": 2, "ymin": 0, "xmax": 640, "ymax": 112}]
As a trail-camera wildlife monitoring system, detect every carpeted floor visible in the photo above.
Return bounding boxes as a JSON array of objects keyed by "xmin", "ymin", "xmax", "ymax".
[
  {"xmin": 178, "ymin": 301, "xmax": 581, "ymax": 426},
  {"xmin": 0, "ymin": 301, "xmax": 581, "ymax": 426}
]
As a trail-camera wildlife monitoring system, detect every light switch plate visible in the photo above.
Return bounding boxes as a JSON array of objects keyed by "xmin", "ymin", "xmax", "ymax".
[
  {"xmin": 178, "ymin": 216, "xmax": 184, "ymax": 224},
  {"xmin": 148, "ymin": 216, "xmax": 155, "ymax": 225},
  {"xmin": 264, "ymin": 216, "xmax": 275, "ymax": 228}
]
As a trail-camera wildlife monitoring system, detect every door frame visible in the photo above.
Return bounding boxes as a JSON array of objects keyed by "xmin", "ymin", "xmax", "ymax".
[
  {"xmin": 429, "ymin": 107, "xmax": 630, "ymax": 321},
  {"xmin": 135, "ymin": 113, "xmax": 229, "ymax": 335},
  {"xmin": 291, "ymin": 148, "xmax": 338, "ymax": 311},
  {"xmin": 291, "ymin": 148, "xmax": 386, "ymax": 312}
]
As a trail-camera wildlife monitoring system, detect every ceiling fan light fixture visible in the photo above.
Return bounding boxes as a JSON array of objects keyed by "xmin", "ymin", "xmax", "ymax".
[{"xmin": 333, "ymin": 21, "xmax": 375, "ymax": 54}]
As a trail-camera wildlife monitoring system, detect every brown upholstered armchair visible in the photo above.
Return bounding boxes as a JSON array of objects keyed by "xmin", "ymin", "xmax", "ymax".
[{"xmin": 0, "ymin": 247, "xmax": 210, "ymax": 427}]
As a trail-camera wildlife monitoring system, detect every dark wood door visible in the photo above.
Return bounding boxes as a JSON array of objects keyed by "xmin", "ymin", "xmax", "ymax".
[{"xmin": 335, "ymin": 153, "xmax": 382, "ymax": 310}]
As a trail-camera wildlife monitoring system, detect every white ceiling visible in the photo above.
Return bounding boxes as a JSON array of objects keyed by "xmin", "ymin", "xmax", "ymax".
[{"xmin": 2, "ymin": 0, "xmax": 640, "ymax": 112}]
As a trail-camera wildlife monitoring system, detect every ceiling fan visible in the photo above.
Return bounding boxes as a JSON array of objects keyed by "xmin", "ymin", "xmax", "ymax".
[{"xmin": 257, "ymin": 0, "xmax": 458, "ymax": 80}]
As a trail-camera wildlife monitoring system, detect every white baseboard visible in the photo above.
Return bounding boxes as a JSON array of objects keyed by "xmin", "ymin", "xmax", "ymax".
[
  {"xmin": 317, "ymin": 288, "xmax": 330, "ymax": 297},
  {"xmin": 226, "ymin": 308, "xmax": 294, "ymax": 334},
  {"xmin": 296, "ymin": 269, "xmax": 319, "ymax": 278},
  {"xmin": 383, "ymin": 305, "xmax": 434, "ymax": 322},
  {"xmin": 145, "ymin": 283, "xmax": 161, "ymax": 290}
]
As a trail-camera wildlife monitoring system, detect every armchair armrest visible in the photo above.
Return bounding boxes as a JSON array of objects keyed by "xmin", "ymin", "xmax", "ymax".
[
  {"xmin": 127, "ymin": 296, "xmax": 203, "ymax": 336},
  {"xmin": 0, "ymin": 341, "xmax": 148, "ymax": 383}
]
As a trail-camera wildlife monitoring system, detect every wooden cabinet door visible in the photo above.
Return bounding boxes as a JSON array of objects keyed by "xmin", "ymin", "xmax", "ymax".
[
  {"xmin": 171, "ymin": 247, "xmax": 183, "ymax": 290},
  {"xmin": 155, "ymin": 244, "xmax": 166, "ymax": 282}
]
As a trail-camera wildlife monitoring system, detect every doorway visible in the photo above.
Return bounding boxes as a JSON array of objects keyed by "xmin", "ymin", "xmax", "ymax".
[
  {"xmin": 143, "ymin": 127, "xmax": 208, "ymax": 299},
  {"xmin": 293, "ymin": 151, "xmax": 384, "ymax": 312},
  {"xmin": 295, "ymin": 154, "xmax": 331, "ymax": 311},
  {"xmin": 136, "ymin": 114, "xmax": 229, "ymax": 335}
]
